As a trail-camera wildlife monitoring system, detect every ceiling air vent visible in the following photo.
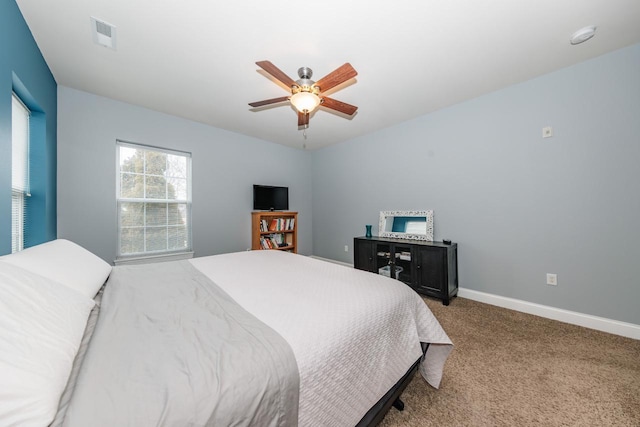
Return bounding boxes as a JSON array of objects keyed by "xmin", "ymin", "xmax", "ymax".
[{"xmin": 90, "ymin": 17, "xmax": 117, "ymax": 50}]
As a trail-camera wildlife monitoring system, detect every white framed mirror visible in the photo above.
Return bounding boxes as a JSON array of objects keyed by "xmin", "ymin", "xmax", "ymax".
[{"xmin": 379, "ymin": 210, "xmax": 434, "ymax": 241}]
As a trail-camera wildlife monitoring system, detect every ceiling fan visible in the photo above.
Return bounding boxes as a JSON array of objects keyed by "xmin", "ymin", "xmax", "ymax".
[{"xmin": 249, "ymin": 61, "xmax": 358, "ymax": 128}]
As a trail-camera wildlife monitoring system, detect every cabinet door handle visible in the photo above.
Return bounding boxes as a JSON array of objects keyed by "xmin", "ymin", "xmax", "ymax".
[{"xmin": 417, "ymin": 264, "xmax": 421, "ymax": 269}]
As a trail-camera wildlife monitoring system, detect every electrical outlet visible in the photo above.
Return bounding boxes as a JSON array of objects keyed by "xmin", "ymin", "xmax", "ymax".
[
  {"xmin": 546, "ymin": 273, "xmax": 557, "ymax": 286},
  {"xmin": 542, "ymin": 126, "xmax": 553, "ymax": 138},
  {"xmin": 344, "ymin": 245, "xmax": 349, "ymax": 252}
]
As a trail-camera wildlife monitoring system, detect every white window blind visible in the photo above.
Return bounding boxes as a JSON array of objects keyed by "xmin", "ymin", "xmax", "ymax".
[
  {"xmin": 11, "ymin": 93, "xmax": 30, "ymax": 253},
  {"xmin": 116, "ymin": 141, "xmax": 192, "ymax": 258}
]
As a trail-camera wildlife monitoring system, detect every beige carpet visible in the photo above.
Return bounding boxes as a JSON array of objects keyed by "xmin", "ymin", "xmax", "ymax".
[{"xmin": 380, "ymin": 297, "xmax": 640, "ymax": 427}]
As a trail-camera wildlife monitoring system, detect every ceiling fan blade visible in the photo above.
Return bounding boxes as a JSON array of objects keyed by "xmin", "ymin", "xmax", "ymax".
[
  {"xmin": 297, "ymin": 111, "xmax": 309, "ymax": 127},
  {"xmin": 320, "ymin": 97, "xmax": 358, "ymax": 115},
  {"xmin": 314, "ymin": 63, "xmax": 358, "ymax": 93},
  {"xmin": 249, "ymin": 96, "xmax": 290, "ymax": 108},
  {"xmin": 256, "ymin": 61, "xmax": 297, "ymax": 89}
]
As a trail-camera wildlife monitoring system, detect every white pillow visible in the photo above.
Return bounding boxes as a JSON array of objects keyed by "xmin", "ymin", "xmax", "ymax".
[
  {"xmin": 0, "ymin": 239, "xmax": 111, "ymax": 299},
  {"xmin": 0, "ymin": 261, "xmax": 95, "ymax": 426}
]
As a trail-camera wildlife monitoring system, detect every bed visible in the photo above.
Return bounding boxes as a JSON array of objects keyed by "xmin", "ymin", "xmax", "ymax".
[{"xmin": 0, "ymin": 239, "xmax": 452, "ymax": 427}]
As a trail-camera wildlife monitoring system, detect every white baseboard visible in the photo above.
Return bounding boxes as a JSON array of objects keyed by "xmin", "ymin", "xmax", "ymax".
[
  {"xmin": 459, "ymin": 288, "xmax": 640, "ymax": 340},
  {"xmin": 309, "ymin": 255, "xmax": 354, "ymax": 268}
]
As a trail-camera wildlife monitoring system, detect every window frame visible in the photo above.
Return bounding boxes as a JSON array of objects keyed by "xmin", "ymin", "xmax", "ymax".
[
  {"xmin": 115, "ymin": 140, "xmax": 193, "ymax": 262},
  {"xmin": 11, "ymin": 92, "xmax": 31, "ymax": 253}
]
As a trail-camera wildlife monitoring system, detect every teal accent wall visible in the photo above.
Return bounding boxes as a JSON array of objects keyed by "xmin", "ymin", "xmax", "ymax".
[{"xmin": 0, "ymin": 0, "xmax": 57, "ymax": 254}]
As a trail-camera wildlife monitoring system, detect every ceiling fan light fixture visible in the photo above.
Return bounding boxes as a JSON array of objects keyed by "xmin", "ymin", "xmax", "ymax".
[
  {"xmin": 290, "ymin": 91, "xmax": 321, "ymax": 113},
  {"xmin": 250, "ymin": 61, "xmax": 358, "ymax": 127}
]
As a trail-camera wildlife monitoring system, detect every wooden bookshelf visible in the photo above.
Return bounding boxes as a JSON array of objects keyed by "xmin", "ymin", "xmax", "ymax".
[{"xmin": 251, "ymin": 211, "xmax": 298, "ymax": 253}]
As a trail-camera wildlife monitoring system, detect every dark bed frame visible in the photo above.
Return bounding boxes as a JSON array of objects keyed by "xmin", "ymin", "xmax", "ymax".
[{"xmin": 356, "ymin": 343, "xmax": 428, "ymax": 427}]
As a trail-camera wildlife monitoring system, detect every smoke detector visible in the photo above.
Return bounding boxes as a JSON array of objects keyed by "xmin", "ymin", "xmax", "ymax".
[
  {"xmin": 570, "ymin": 26, "xmax": 596, "ymax": 45},
  {"xmin": 90, "ymin": 17, "xmax": 117, "ymax": 50}
]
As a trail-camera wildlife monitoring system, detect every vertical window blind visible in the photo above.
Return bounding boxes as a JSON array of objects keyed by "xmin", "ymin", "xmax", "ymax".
[
  {"xmin": 11, "ymin": 93, "xmax": 30, "ymax": 253},
  {"xmin": 116, "ymin": 141, "xmax": 192, "ymax": 258}
]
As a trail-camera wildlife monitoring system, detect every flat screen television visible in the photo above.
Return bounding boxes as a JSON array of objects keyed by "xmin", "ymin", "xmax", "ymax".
[{"xmin": 253, "ymin": 185, "xmax": 289, "ymax": 211}]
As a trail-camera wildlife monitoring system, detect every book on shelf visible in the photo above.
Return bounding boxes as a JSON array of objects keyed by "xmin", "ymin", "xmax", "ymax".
[
  {"xmin": 268, "ymin": 218, "xmax": 288, "ymax": 231},
  {"xmin": 261, "ymin": 217, "xmax": 295, "ymax": 232},
  {"xmin": 260, "ymin": 233, "xmax": 288, "ymax": 249},
  {"xmin": 269, "ymin": 219, "xmax": 276, "ymax": 231}
]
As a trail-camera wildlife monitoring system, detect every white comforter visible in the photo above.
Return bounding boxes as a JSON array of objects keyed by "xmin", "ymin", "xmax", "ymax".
[{"xmin": 190, "ymin": 251, "xmax": 453, "ymax": 427}]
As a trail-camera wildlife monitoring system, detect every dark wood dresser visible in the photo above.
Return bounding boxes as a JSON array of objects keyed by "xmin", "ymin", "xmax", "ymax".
[{"xmin": 354, "ymin": 236, "xmax": 458, "ymax": 305}]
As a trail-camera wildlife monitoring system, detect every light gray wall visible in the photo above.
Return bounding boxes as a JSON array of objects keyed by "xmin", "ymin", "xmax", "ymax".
[
  {"xmin": 312, "ymin": 43, "xmax": 640, "ymax": 325},
  {"xmin": 58, "ymin": 86, "xmax": 312, "ymax": 263}
]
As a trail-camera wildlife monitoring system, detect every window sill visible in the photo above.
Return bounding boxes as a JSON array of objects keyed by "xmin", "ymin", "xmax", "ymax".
[{"xmin": 114, "ymin": 251, "xmax": 194, "ymax": 266}]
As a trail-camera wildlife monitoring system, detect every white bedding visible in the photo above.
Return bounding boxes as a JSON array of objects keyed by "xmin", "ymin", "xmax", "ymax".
[
  {"xmin": 0, "ymin": 262, "xmax": 95, "ymax": 426},
  {"xmin": 61, "ymin": 260, "xmax": 299, "ymax": 427},
  {"xmin": 190, "ymin": 250, "xmax": 453, "ymax": 427}
]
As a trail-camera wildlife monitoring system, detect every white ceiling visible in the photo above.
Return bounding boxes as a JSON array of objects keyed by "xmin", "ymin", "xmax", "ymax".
[{"xmin": 16, "ymin": 0, "xmax": 640, "ymax": 150}]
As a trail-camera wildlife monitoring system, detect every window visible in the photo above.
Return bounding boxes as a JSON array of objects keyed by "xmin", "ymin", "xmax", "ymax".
[
  {"xmin": 11, "ymin": 93, "xmax": 30, "ymax": 253},
  {"xmin": 116, "ymin": 141, "xmax": 192, "ymax": 259}
]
